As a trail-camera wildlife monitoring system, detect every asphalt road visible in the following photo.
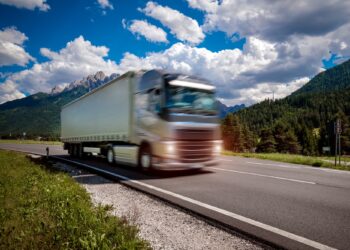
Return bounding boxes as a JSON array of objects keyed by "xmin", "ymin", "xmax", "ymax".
[{"xmin": 1, "ymin": 143, "xmax": 349, "ymax": 249}]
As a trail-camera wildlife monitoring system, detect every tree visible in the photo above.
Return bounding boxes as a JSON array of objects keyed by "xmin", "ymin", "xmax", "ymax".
[
  {"xmin": 336, "ymin": 111, "xmax": 350, "ymax": 155},
  {"xmin": 242, "ymin": 124, "xmax": 256, "ymax": 152},
  {"xmin": 273, "ymin": 121, "xmax": 289, "ymax": 153},
  {"xmin": 221, "ymin": 114, "xmax": 244, "ymax": 152},
  {"xmin": 296, "ymin": 122, "xmax": 317, "ymax": 155},
  {"xmin": 222, "ymin": 114, "xmax": 234, "ymax": 151},
  {"xmin": 257, "ymin": 128, "xmax": 276, "ymax": 153},
  {"xmin": 272, "ymin": 121, "xmax": 301, "ymax": 154},
  {"xmin": 284, "ymin": 130, "xmax": 301, "ymax": 154},
  {"xmin": 231, "ymin": 115, "xmax": 244, "ymax": 152}
]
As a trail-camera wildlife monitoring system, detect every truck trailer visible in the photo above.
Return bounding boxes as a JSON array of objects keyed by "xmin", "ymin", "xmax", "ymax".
[{"xmin": 61, "ymin": 70, "xmax": 222, "ymax": 170}]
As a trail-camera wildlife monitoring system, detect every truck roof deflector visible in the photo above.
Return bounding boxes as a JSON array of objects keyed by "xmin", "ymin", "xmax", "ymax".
[{"xmin": 169, "ymin": 80, "xmax": 215, "ymax": 91}]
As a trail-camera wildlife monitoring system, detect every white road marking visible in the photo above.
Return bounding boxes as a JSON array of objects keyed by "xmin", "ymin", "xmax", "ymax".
[
  {"xmin": 246, "ymin": 161, "xmax": 350, "ymax": 175},
  {"xmin": 246, "ymin": 161, "xmax": 301, "ymax": 169},
  {"xmin": 212, "ymin": 167, "xmax": 316, "ymax": 185},
  {"xmin": 221, "ymin": 156, "xmax": 350, "ymax": 175},
  {"xmin": 51, "ymin": 156, "xmax": 334, "ymax": 250},
  {"xmin": 72, "ymin": 174, "xmax": 96, "ymax": 178},
  {"xmin": 220, "ymin": 158, "xmax": 301, "ymax": 169},
  {"xmin": 319, "ymin": 168, "xmax": 350, "ymax": 174}
]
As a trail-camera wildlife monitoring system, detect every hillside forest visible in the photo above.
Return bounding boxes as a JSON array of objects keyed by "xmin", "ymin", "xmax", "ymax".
[{"xmin": 222, "ymin": 60, "xmax": 350, "ymax": 155}]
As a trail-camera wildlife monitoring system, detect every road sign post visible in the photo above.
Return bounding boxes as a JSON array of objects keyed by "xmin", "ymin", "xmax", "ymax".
[{"xmin": 334, "ymin": 119, "xmax": 342, "ymax": 166}]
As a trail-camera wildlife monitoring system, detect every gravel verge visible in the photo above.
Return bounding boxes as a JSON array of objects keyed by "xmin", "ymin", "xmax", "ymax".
[{"xmin": 51, "ymin": 160, "xmax": 267, "ymax": 250}]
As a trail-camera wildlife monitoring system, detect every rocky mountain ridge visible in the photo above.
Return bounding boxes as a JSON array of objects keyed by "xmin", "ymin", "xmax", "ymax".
[{"xmin": 51, "ymin": 71, "xmax": 119, "ymax": 95}]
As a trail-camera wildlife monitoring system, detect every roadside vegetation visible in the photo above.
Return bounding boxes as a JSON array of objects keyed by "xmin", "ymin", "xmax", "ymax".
[
  {"xmin": 0, "ymin": 150, "xmax": 150, "ymax": 250},
  {"xmin": 0, "ymin": 139, "xmax": 62, "ymax": 145},
  {"xmin": 223, "ymin": 151, "xmax": 350, "ymax": 171},
  {"xmin": 320, "ymin": 156, "xmax": 350, "ymax": 163}
]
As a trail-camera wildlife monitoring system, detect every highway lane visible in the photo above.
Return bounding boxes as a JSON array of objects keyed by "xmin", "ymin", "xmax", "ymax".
[{"xmin": 1, "ymin": 143, "xmax": 349, "ymax": 249}]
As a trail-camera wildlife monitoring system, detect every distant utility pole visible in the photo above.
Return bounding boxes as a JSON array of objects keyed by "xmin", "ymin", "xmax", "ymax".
[
  {"xmin": 334, "ymin": 119, "xmax": 342, "ymax": 166},
  {"xmin": 263, "ymin": 91, "xmax": 275, "ymax": 102}
]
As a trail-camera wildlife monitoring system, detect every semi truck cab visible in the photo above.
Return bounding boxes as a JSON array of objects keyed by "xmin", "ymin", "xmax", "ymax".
[{"xmin": 134, "ymin": 70, "xmax": 221, "ymax": 170}]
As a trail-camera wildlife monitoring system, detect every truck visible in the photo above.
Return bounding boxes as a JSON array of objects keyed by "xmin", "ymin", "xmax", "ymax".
[{"xmin": 61, "ymin": 70, "xmax": 222, "ymax": 170}]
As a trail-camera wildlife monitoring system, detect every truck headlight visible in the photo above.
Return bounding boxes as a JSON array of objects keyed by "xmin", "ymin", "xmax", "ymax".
[
  {"xmin": 162, "ymin": 141, "xmax": 176, "ymax": 155},
  {"xmin": 214, "ymin": 141, "xmax": 222, "ymax": 154},
  {"xmin": 167, "ymin": 143, "xmax": 175, "ymax": 154}
]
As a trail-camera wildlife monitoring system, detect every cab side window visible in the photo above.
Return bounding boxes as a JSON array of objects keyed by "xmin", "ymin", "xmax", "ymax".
[{"xmin": 148, "ymin": 88, "xmax": 161, "ymax": 113}]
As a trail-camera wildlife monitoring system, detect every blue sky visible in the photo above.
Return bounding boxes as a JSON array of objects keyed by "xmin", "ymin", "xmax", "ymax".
[
  {"xmin": 0, "ymin": 0, "xmax": 349, "ymax": 105},
  {"xmin": 0, "ymin": 0, "xmax": 245, "ymax": 66}
]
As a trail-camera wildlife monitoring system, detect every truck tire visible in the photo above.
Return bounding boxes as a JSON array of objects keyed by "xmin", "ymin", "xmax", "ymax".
[
  {"xmin": 77, "ymin": 144, "xmax": 84, "ymax": 158},
  {"xmin": 139, "ymin": 145, "xmax": 152, "ymax": 171},
  {"xmin": 68, "ymin": 144, "xmax": 73, "ymax": 156},
  {"xmin": 107, "ymin": 147, "xmax": 115, "ymax": 164},
  {"xmin": 72, "ymin": 144, "xmax": 77, "ymax": 157}
]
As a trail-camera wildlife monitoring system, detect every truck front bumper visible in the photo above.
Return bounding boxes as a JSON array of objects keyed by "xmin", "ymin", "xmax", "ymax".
[
  {"xmin": 152, "ymin": 157, "xmax": 219, "ymax": 171},
  {"xmin": 151, "ymin": 140, "xmax": 222, "ymax": 171}
]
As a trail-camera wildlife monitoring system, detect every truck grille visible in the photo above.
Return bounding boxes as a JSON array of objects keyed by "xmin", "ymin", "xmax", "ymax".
[
  {"xmin": 177, "ymin": 141, "xmax": 213, "ymax": 163},
  {"xmin": 175, "ymin": 129, "xmax": 214, "ymax": 141}
]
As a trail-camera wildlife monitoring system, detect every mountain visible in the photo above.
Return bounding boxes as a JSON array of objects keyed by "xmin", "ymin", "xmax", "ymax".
[
  {"xmin": 57, "ymin": 71, "xmax": 119, "ymax": 94},
  {"xmin": 291, "ymin": 59, "xmax": 350, "ymax": 96},
  {"xmin": 232, "ymin": 59, "xmax": 350, "ymax": 155},
  {"xmin": 216, "ymin": 101, "xmax": 245, "ymax": 118},
  {"xmin": 0, "ymin": 72, "xmax": 119, "ymax": 138}
]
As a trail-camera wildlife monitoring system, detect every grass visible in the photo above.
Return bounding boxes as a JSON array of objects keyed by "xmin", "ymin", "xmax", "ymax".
[
  {"xmin": 0, "ymin": 150, "xmax": 150, "ymax": 250},
  {"xmin": 0, "ymin": 139, "xmax": 62, "ymax": 145},
  {"xmin": 321, "ymin": 156, "xmax": 350, "ymax": 163},
  {"xmin": 223, "ymin": 151, "xmax": 350, "ymax": 171}
]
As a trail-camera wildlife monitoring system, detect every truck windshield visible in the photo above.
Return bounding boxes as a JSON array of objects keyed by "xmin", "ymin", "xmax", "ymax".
[{"xmin": 165, "ymin": 84, "xmax": 217, "ymax": 115}]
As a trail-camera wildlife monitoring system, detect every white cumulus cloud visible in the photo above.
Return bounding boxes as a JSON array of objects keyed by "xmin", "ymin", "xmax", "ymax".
[
  {"xmin": 188, "ymin": 0, "xmax": 350, "ymax": 42},
  {"xmin": 0, "ymin": 36, "xmax": 118, "ymax": 103},
  {"xmin": 141, "ymin": 1, "xmax": 205, "ymax": 45},
  {"xmin": 0, "ymin": 80, "xmax": 25, "ymax": 104},
  {"xmin": 233, "ymin": 77, "xmax": 310, "ymax": 106},
  {"xmin": 186, "ymin": 0, "xmax": 350, "ymax": 62},
  {"xmin": 187, "ymin": 0, "xmax": 218, "ymax": 13},
  {"xmin": 113, "ymin": 38, "xmax": 309, "ymax": 105},
  {"xmin": 1, "ymin": 36, "xmax": 307, "ymax": 105},
  {"xmin": 126, "ymin": 19, "xmax": 168, "ymax": 43},
  {"xmin": 0, "ymin": 27, "xmax": 35, "ymax": 67},
  {"xmin": 97, "ymin": 0, "xmax": 113, "ymax": 10},
  {"xmin": 0, "ymin": 0, "xmax": 49, "ymax": 11},
  {"xmin": 184, "ymin": 0, "xmax": 350, "ymax": 100}
]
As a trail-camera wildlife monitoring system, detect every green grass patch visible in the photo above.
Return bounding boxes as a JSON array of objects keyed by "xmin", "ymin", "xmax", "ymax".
[
  {"xmin": 0, "ymin": 139, "xmax": 62, "ymax": 145},
  {"xmin": 320, "ymin": 156, "xmax": 350, "ymax": 163},
  {"xmin": 0, "ymin": 150, "xmax": 150, "ymax": 250},
  {"xmin": 223, "ymin": 151, "xmax": 350, "ymax": 171}
]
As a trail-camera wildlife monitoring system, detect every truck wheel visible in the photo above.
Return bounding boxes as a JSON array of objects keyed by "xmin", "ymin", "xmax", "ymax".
[
  {"xmin": 107, "ymin": 148, "xmax": 115, "ymax": 164},
  {"xmin": 77, "ymin": 144, "xmax": 84, "ymax": 158},
  {"xmin": 72, "ymin": 144, "xmax": 77, "ymax": 157},
  {"xmin": 68, "ymin": 144, "xmax": 73, "ymax": 156},
  {"xmin": 139, "ymin": 146, "xmax": 152, "ymax": 171}
]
